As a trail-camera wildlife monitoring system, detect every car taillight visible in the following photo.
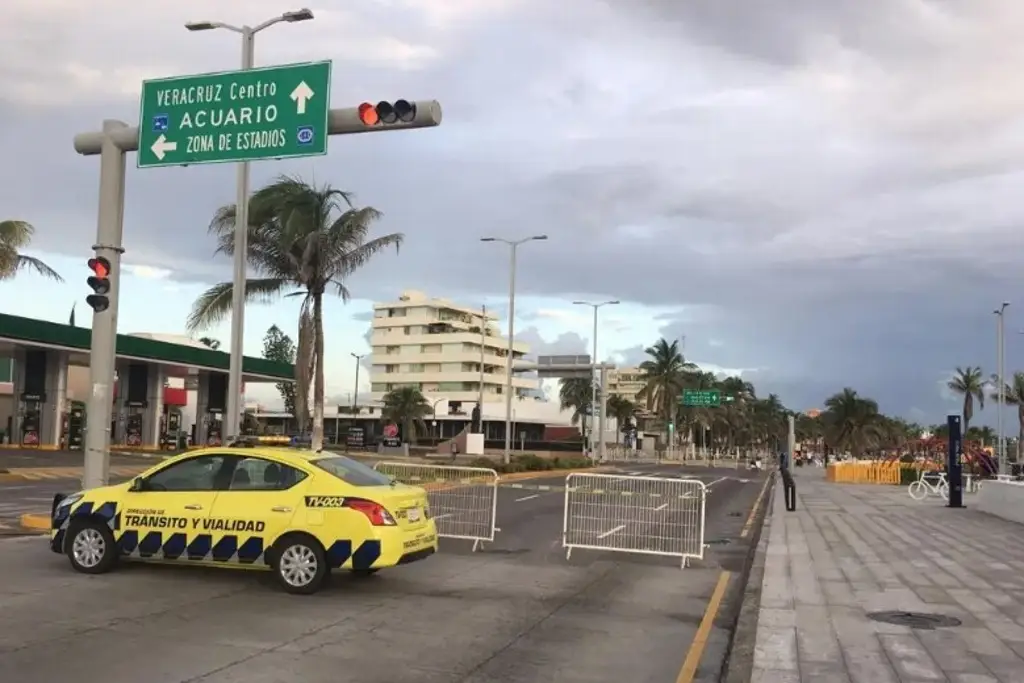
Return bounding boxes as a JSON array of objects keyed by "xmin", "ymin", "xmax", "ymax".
[{"xmin": 342, "ymin": 498, "xmax": 397, "ymax": 526}]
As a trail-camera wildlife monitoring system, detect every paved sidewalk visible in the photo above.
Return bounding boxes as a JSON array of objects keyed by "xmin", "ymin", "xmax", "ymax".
[{"xmin": 753, "ymin": 470, "xmax": 1024, "ymax": 682}]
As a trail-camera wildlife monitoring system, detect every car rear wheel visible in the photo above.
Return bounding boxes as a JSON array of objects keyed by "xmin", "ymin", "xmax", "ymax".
[
  {"xmin": 66, "ymin": 520, "xmax": 118, "ymax": 575},
  {"xmin": 272, "ymin": 534, "xmax": 327, "ymax": 595}
]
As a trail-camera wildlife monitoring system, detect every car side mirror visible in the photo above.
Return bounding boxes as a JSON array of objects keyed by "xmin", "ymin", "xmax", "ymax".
[{"xmin": 129, "ymin": 478, "xmax": 145, "ymax": 492}]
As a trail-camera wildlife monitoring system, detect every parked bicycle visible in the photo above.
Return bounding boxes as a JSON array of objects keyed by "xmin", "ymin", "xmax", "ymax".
[{"xmin": 908, "ymin": 470, "xmax": 949, "ymax": 501}]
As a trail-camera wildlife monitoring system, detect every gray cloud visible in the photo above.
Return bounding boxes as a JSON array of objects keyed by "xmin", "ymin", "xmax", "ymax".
[{"xmin": 4, "ymin": 0, "xmax": 1024, "ymax": 420}]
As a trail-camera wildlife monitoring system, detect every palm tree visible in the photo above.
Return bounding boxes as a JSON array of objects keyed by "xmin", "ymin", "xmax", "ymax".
[
  {"xmin": 0, "ymin": 220, "xmax": 62, "ymax": 282},
  {"xmin": 185, "ymin": 175, "xmax": 400, "ymax": 450},
  {"xmin": 992, "ymin": 371, "xmax": 1024, "ymax": 462},
  {"xmin": 948, "ymin": 367, "xmax": 986, "ymax": 438},
  {"xmin": 197, "ymin": 337, "xmax": 221, "ymax": 350},
  {"xmin": 821, "ymin": 388, "xmax": 886, "ymax": 458},
  {"xmin": 606, "ymin": 394, "xmax": 635, "ymax": 443},
  {"xmin": 381, "ymin": 386, "xmax": 431, "ymax": 445},
  {"xmin": 559, "ymin": 377, "xmax": 594, "ymax": 442},
  {"xmin": 636, "ymin": 338, "xmax": 697, "ymax": 434}
]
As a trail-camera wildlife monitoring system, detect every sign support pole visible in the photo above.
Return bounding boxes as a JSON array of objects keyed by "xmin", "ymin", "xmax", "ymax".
[
  {"xmin": 83, "ymin": 120, "xmax": 128, "ymax": 491},
  {"xmin": 225, "ymin": 26, "xmax": 256, "ymax": 443}
]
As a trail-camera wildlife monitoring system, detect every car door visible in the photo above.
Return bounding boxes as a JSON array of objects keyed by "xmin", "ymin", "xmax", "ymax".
[
  {"xmin": 207, "ymin": 455, "xmax": 311, "ymax": 566},
  {"xmin": 119, "ymin": 453, "xmax": 228, "ymax": 562}
]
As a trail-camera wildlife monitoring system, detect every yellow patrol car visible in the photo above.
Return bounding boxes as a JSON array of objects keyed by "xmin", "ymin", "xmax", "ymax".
[{"xmin": 48, "ymin": 444, "xmax": 438, "ymax": 594}]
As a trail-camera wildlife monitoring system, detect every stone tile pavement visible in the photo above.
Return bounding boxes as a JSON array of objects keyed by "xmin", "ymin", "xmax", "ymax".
[{"xmin": 753, "ymin": 469, "xmax": 1024, "ymax": 682}]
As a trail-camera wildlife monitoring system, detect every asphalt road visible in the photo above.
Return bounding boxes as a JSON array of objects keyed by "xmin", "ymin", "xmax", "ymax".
[
  {"xmin": 0, "ymin": 477, "xmax": 134, "ymax": 531},
  {"xmin": 0, "ymin": 463, "xmax": 767, "ymax": 682}
]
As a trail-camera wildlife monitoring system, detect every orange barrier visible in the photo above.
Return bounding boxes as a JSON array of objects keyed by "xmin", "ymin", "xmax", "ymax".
[{"xmin": 827, "ymin": 461, "xmax": 902, "ymax": 485}]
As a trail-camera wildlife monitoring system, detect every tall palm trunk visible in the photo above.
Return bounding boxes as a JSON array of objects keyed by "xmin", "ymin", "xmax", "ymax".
[{"xmin": 311, "ymin": 292, "xmax": 326, "ymax": 451}]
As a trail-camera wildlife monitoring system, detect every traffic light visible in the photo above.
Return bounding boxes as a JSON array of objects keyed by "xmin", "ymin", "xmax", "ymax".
[
  {"xmin": 86, "ymin": 256, "xmax": 111, "ymax": 312},
  {"xmin": 329, "ymin": 99, "xmax": 442, "ymax": 135},
  {"xmin": 358, "ymin": 100, "xmax": 417, "ymax": 126}
]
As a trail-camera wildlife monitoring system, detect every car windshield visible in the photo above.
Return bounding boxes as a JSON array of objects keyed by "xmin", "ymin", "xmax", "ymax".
[{"xmin": 310, "ymin": 453, "xmax": 394, "ymax": 487}]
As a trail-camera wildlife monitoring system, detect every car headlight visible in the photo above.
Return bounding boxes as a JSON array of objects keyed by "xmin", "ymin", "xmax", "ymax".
[{"xmin": 53, "ymin": 493, "xmax": 83, "ymax": 515}]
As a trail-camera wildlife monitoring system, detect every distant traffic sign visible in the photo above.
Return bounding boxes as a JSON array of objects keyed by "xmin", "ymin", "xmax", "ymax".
[
  {"xmin": 681, "ymin": 390, "xmax": 721, "ymax": 407},
  {"xmin": 137, "ymin": 61, "xmax": 332, "ymax": 168}
]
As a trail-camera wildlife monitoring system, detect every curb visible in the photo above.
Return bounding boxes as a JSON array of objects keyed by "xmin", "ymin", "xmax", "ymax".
[
  {"xmin": 19, "ymin": 513, "xmax": 51, "ymax": 532},
  {"xmin": 720, "ymin": 474, "xmax": 775, "ymax": 683}
]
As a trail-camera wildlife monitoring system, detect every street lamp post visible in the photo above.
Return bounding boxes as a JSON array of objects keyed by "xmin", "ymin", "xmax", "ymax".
[
  {"xmin": 185, "ymin": 8, "xmax": 315, "ymax": 442},
  {"xmin": 480, "ymin": 235, "xmax": 548, "ymax": 464},
  {"xmin": 994, "ymin": 302, "xmax": 1010, "ymax": 473},
  {"xmin": 573, "ymin": 299, "xmax": 619, "ymax": 456},
  {"xmin": 350, "ymin": 353, "xmax": 363, "ymax": 413}
]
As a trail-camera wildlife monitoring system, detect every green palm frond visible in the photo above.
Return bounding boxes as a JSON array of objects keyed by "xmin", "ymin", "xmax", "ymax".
[{"xmin": 185, "ymin": 278, "xmax": 293, "ymax": 332}]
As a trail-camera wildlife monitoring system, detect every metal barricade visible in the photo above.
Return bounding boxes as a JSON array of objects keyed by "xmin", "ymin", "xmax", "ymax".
[
  {"xmin": 373, "ymin": 462, "xmax": 498, "ymax": 551},
  {"xmin": 562, "ymin": 473, "xmax": 706, "ymax": 567}
]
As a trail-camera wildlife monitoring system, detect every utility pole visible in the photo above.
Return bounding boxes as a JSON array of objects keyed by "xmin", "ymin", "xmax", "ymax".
[
  {"xmin": 480, "ymin": 236, "xmax": 548, "ymax": 464},
  {"xmin": 994, "ymin": 302, "xmax": 1010, "ymax": 473},
  {"xmin": 185, "ymin": 8, "xmax": 315, "ymax": 442},
  {"xmin": 573, "ymin": 299, "xmax": 619, "ymax": 456},
  {"xmin": 479, "ymin": 304, "xmax": 486, "ymax": 409},
  {"xmin": 350, "ymin": 352, "xmax": 362, "ymax": 413}
]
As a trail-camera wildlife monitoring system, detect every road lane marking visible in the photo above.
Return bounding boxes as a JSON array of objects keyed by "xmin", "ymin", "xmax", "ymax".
[
  {"xmin": 676, "ymin": 570, "xmax": 732, "ymax": 683},
  {"xmin": 741, "ymin": 474, "xmax": 772, "ymax": 538},
  {"xmin": 514, "ymin": 494, "xmax": 539, "ymax": 502},
  {"xmin": 705, "ymin": 476, "xmax": 727, "ymax": 488},
  {"xmin": 597, "ymin": 524, "xmax": 625, "ymax": 539}
]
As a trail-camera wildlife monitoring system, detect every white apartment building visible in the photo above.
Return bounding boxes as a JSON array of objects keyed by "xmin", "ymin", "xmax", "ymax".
[
  {"xmin": 368, "ymin": 290, "xmax": 538, "ymax": 404},
  {"xmin": 607, "ymin": 366, "xmax": 646, "ymax": 405}
]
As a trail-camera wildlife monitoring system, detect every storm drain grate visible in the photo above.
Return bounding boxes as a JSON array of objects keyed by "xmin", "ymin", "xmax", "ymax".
[{"xmin": 867, "ymin": 611, "xmax": 962, "ymax": 630}]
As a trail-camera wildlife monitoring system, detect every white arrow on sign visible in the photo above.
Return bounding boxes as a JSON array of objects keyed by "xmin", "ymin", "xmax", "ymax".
[
  {"xmin": 151, "ymin": 134, "xmax": 177, "ymax": 160},
  {"xmin": 291, "ymin": 81, "xmax": 314, "ymax": 114}
]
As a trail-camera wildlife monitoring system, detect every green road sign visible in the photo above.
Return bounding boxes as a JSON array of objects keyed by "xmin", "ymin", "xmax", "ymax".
[
  {"xmin": 681, "ymin": 390, "xmax": 721, "ymax": 407},
  {"xmin": 137, "ymin": 60, "xmax": 332, "ymax": 168}
]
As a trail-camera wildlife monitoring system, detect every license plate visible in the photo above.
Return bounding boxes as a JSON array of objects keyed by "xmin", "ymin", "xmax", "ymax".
[{"xmin": 407, "ymin": 507, "xmax": 421, "ymax": 522}]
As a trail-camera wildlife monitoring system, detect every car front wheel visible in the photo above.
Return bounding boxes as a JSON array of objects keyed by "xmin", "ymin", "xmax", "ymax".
[
  {"xmin": 272, "ymin": 534, "xmax": 328, "ymax": 595},
  {"xmin": 66, "ymin": 520, "xmax": 118, "ymax": 575}
]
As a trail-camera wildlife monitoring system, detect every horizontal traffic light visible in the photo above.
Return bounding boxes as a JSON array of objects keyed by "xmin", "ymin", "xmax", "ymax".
[
  {"xmin": 358, "ymin": 100, "xmax": 417, "ymax": 126},
  {"xmin": 330, "ymin": 99, "xmax": 442, "ymax": 135},
  {"xmin": 86, "ymin": 256, "xmax": 112, "ymax": 313}
]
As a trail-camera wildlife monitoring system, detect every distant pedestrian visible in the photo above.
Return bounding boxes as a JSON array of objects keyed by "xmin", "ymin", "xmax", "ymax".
[{"xmin": 450, "ymin": 441, "xmax": 458, "ymax": 462}]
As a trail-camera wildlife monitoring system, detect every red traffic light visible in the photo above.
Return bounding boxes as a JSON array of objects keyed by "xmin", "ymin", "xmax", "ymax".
[
  {"xmin": 88, "ymin": 256, "xmax": 111, "ymax": 279},
  {"xmin": 358, "ymin": 102, "xmax": 379, "ymax": 126},
  {"xmin": 357, "ymin": 100, "xmax": 416, "ymax": 126}
]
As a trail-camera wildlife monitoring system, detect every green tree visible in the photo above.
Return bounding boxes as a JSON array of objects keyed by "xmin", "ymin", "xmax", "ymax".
[
  {"xmin": 821, "ymin": 388, "xmax": 886, "ymax": 457},
  {"xmin": 197, "ymin": 337, "xmax": 221, "ymax": 350},
  {"xmin": 381, "ymin": 386, "xmax": 431, "ymax": 445},
  {"xmin": 636, "ymin": 338, "xmax": 697, "ymax": 432},
  {"xmin": 262, "ymin": 325, "xmax": 297, "ymax": 418},
  {"xmin": 559, "ymin": 377, "xmax": 594, "ymax": 441},
  {"xmin": 606, "ymin": 394, "xmax": 635, "ymax": 442},
  {"xmin": 991, "ymin": 371, "xmax": 1024, "ymax": 461},
  {"xmin": 948, "ymin": 366, "xmax": 986, "ymax": 438},
  {"xmin": 0, "ymin": 220, "xmax": 62, "ymax": 282},
  {"xmin": 185, "ymin": 175, "xmax": 400, "ymax": 450}
]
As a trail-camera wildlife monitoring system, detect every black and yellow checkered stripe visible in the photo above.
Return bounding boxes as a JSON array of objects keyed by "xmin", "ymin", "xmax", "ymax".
[{"xmin": 52, "ymin": 500, "xmax": 381, "ymax": 569}]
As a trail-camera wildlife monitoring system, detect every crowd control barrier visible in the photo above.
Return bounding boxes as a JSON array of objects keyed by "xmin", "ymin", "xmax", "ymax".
[
  {"xmin": 562, "ymin": 473, "xmax": 706, "ymax": 568},
  {"xmin": 374, "ymin": 462, "xmax": 499, "ymax": 551}
]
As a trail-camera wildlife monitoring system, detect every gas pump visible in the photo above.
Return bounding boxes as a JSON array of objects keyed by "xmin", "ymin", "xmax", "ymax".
[
  {"xmin": 67, "ymin": 403, "xmax": 85, "ymax": 450},
  {"xmin": 161, "ymin": 408, "xmax": 182, "ymax": 450},
  {"xmin": 20, "ymin": 397, "xmax": 41, "ymax": 447},
  {"xmin": 205, "ymin": 414, "xmax": 223, "ymax": 446},
  {"xmin": 125, "ymin": 411, "xmax": 143, "ymax": 447}
]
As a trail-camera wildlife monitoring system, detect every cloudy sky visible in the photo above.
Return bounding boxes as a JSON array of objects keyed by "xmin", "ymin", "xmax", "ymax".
[{"xmin": 2, "ymin": 0, "xmax": 1023, "ymax": 425}]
